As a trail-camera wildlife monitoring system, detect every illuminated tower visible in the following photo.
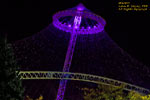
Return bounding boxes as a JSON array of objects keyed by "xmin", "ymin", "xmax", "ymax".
[
  {"xmin": 12, "ymin": 3, "xmax": 150, "ymax": 100},
  {"xmin": 53, "ymin": 3, "xmax": 106, "ymax": 100}
]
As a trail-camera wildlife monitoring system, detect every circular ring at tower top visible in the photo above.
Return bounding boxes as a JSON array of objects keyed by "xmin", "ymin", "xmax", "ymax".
[{"xmin": 52, "ymin": 3, "xmax": 106, "ymax": 34}]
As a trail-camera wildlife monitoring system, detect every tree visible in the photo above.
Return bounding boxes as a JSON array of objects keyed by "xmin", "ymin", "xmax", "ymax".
[
  {"xmin": 25, "ymin": 95, "xmax": 44, "ymax": 100},
  {"xmin": 127, "ymin": 91, "xmax": 150, "ymax": 100},
  {"xmin": 0, "ymin": 34, "xmax": 24, "ymax": 100},
  {"xmin": 82, "ymin": 84, "xmax": 126, "ymax": 100},
  {"xmin": 82, "ymin": 83, "xmax": 150, "ymax": 100}
]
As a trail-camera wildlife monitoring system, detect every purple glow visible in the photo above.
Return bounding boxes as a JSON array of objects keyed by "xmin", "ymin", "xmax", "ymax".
[
  {"xmin": 77, "ymin": 3, "xmax": 85, "ymax": 11},
  {"xmin": 52, "ymin": 5, "xmax": 106, "ymax": 34},
  {"xmin": 54, "ymin": 3, "xmax": 106, "ymax": 100},
  {"xmin": 56, "ymin": 7, "xmax": 82, "ymax": 100},
  {"xmin": 88, "ymin": 26, "xmax": 91, "ymax": 29},
  {"xmin": 68, "ymin": 24, "xmax": 71, "ymax": 27},
  {"xmin": 74, "ymin": 16, "xmax": 82, "ymax": 29},
  {"xmin": 56, "ymin": 33, "xmax": 77, "ymax": 100}
]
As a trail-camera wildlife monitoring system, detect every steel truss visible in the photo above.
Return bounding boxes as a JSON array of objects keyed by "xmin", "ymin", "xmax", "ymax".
[{"xmin": 19, "ymin": 71, "xmax": 150, "ymax": 95}]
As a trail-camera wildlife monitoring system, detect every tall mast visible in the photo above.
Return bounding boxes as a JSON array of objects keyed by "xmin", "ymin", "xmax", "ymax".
[
  {"xmin": 52, "ymin": 3, "xmax": 106, "ymax": 100},
  {"xmin": 56, "ymin": 11, "xmax": 82, "ymax": 100}
]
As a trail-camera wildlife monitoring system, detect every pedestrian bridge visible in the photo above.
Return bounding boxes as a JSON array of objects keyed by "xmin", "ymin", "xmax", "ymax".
[{"xmin": 19, "ymin": 71, "xmax": 150, "ymax": 95}]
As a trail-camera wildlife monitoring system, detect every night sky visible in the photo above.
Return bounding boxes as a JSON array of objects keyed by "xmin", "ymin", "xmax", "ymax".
[{"xmin": 4, "ymin": 0, "xmax": 150, "ymax": 66}]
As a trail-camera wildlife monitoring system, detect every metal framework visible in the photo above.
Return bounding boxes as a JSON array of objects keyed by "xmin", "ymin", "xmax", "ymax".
[
  {"xmin": 52, "ymin": 4, "xmax": 106, "ymax": 34},
  {"xmin": 19, "ymin": 71, "xmax": 150, "ymax": 95},
  {"xmin": 52, "ymin": 3, "xmax": 107, "ymax": 100},
  {"xmin": 56, "ymin": 9, "xmax": 85, "ymax": 99},
  {"xmin": 18, "ymin": 3, "xmax": 149, "ymax": 100},
  {"xmin": 56, "ymin": 28, "xmax": 77, "ymax": 100}
]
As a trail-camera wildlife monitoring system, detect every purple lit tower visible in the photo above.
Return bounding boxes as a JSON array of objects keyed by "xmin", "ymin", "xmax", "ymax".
[
  {"xmin": 12, "ymin": 3, "xmax": 150, "ymax": 100},
  {"xmin": 53, "ymin": 3, "xmax": 106, "ymax": 100}
]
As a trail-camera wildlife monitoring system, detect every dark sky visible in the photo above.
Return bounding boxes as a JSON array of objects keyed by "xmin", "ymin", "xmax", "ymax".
[{"xmin": 3, "ymin": 0, "xmax": 150, "ymax": 65}]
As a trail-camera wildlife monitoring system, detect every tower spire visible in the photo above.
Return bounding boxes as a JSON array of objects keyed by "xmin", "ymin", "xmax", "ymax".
[
  {"xmin": 76, "ymin": 3, "xmax": 85, "ymax": 11},
  {"xmin": 53, "ymin": 4, "xmax": 106, "ymax": 99}
]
